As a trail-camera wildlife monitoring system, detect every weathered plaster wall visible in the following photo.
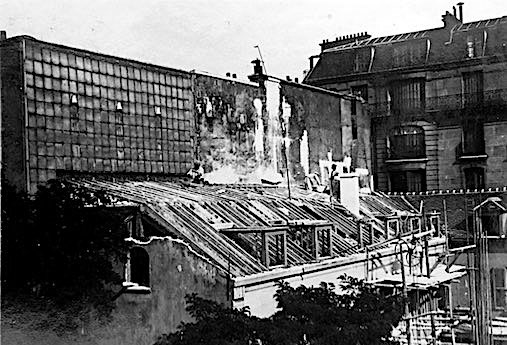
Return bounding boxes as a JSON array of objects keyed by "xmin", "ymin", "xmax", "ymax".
[
  {"xmin": 279, "ymin": 83, "xmax": 344, "ymax": 180},
  {"xmin": 1, "ymin": 238, "xmax": 229, "ymax": 345},
  {"xmin": 192, "ymin": 74, "xmax": 262, "ymax": 181}
]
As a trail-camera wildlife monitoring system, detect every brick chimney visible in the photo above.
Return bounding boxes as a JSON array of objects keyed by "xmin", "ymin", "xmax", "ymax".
[
  {"xmin": 320, "ymin": 32, "xmax": 371, "ymax": 51},
  {"xmin": 339, "ymin": 173, "xmax": 360, "ymax": 217},
  {"xmin": 442, "ymin": 10, "xmax": 461, "ymax": 28}
]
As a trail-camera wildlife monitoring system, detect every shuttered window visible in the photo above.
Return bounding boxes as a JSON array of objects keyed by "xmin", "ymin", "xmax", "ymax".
[
  {"xmin": 389, "ymin": 79, "xmax": 425, "ymax": 113},
  {"xmin": 463, "ymin": 71, "xmax": 483, "ymax": 107}
]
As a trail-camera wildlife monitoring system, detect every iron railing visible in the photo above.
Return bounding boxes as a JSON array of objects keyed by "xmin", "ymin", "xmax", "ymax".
[{"xmin": 367, "ymin": 89, "xmax": 507, "ymax": 118}]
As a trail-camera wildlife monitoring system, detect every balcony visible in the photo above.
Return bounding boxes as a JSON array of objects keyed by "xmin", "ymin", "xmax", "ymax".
[{"xmin": 367, "ymin": 89, "xmax": 507, "ymax": 120}]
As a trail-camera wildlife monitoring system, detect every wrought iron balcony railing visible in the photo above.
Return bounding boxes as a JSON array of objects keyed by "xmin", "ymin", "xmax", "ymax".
[{"xmin": 367, "ymin": 89, "xmax": 507, "ymax": 118}]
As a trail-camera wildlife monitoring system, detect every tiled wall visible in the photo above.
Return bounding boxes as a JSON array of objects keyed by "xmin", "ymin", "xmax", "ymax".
[{"xmin": 22, "ymin": 40, "xmax": 194, "ymax": 192}]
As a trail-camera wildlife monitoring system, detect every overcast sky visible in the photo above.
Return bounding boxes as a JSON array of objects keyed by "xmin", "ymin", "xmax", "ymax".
[{"xmin": 1, "ymin": 0, "xmax": 506, "ymax": 81}]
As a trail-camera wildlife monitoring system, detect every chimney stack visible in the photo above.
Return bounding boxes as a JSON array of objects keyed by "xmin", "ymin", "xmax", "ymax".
[
  {"xmin": 294, "ymin": 77, "xmax": 299, "ymax": 83},
  {"xmin": 457, "ymin": 2, "xmax": 464, "ymax": 22},
  {"xmin": 226, "ymin": 72, "xmax": 231, "ymax": 77},
  {"xmin": 0, "ymin": 31, "xmax": 6, "ymax": 41},
  {"xmin": 339, "ymin": 173, "xmax": 360, "ymax": 217},
  {"xmin": 232, "ymin": 73, "xmax": 237, "ymax": 79},
  {"xmin": 286, "ymin": 76, "xmax": 291, "ymax": 81}
]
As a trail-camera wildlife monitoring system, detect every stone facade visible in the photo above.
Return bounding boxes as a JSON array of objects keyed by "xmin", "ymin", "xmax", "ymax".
[{"xmin": 304, "ymin": 12, "xmax": 507, "ymax": 192}]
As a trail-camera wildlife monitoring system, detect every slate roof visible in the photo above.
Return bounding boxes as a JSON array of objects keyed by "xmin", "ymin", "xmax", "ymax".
[{"xmin": 305, "ymin": 15, "xmax": 507, "ymax": 82}]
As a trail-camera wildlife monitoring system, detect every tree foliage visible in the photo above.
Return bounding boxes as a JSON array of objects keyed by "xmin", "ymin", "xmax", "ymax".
[
  {"xmin": 154, "ymin": 275, "xmax": 403, "ymax": 345},
  {"xmin": 1, "ymin": 180, "xmax": 129, "ymax": 333}
]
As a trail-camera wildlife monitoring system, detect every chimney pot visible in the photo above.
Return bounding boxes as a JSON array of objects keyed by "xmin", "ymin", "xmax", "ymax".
[{"xmin": 457, "ymin": 2, "xmax": 464, "ymax": 21}]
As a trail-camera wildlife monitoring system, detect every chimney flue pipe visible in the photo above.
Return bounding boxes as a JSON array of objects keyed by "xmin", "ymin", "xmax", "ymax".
[{"xmin": 457, "ymin": 2, "xmax": 464, "ymax": 21}]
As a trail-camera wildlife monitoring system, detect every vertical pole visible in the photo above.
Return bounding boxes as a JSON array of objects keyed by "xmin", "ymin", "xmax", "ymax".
[
  {"xmin": 400, "ymin": 242, "xmax": 411, "ymax": 345},
  {"xmin": 443, "ymin": 199, "xmax": 456, "ymax": 345}
]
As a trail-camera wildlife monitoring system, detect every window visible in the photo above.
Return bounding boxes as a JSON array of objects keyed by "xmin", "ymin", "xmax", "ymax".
[
  {"xmin": 462, "ymin": 71, "xmax": 483, "ymax": 108},
  {"xmin": 263, "ymin": 232, "xmax": 287, "ymax": 267},
  {"xmin": 289, "ymin": 224, "xmax": 333, "ymax": 259},
  {"xmin": 317, "ymin": 226, "xmax": 332, "ymax": 258},
  {"xmin": 427, "ymin": 214, "xmax": 440, "ymax": 235},
  {"xmin": 410, "ymin": 218, "xmax": 421, "ymax": 233},
  {"xmin": 389, "ymin": 126, "xmax": 425, "ymax": 159},
  {"xmin": 389, "ymin": 79, "xmax": 425, "ymax": 114},
  {"xmin": 389, "ymin": 170, "xmax": 426, "ymax": 192},
  {"xmin": 125, "ymin": 247, "xmax": 150, "ymax": 289},
  {"xmin": 387, "ymin": 219, "xmax": 400, "ymax": 238},
  {"xmin": 481, "ymin": 212, "xmax": 507, "ymax": 237},
  {"xmin": 491, "ymin": 268, "xmax": 507, "ymax": 310},
  {"xmin": 464, "ymin": 167, "xmax": 485, "ymax": 190},
  {"xmin": 393, "ymin": 41, "xmax": 425, "ymax": 67},
  {"xmin": 461, "ymin": 121, "xmax": 485, "ymax": 155},
  {"xmin": 353, "ymin": 48, "xmax": 370, "ymax": 73}
]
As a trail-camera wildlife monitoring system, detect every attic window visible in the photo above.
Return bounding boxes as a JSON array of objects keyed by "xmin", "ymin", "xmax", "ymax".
[
  {"xmin": 410, "ymin": 218, "xmax": 421, "ymax": 233},
  {"xmin": 386, "ymin": 219, "xmax": 400, "ymax": 238},
  {"xmin": 262, "ymin": 231, "xmax": 287, "ymax": 268},
  {"xmin": 317, "ymin": 226, "xmax": 332, "ymax": 258},
  {"xmin": 124, "ymin": 246, "xmax": 150, "ymax": 293},
  {"xmin": 289, "ymin": 224, "xmax": 333, "ymax": 260},
  {"xmin": 427, "ymin": 214, "xmax": 440, "ymax": 235}
]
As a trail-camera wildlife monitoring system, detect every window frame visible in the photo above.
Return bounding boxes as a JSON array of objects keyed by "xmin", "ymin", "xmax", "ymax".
[
  {"xmin": 124, "ymin": 246, "xmax": 151, "ymax": 293},
  {"xmin": 262, "ymin": 231, "xmax": 287, "ymax": 268},
  {"xmin": 386, "ymin": 218, "xmax": 400, "ymax": 238},
  {"xmin": 491, "ymin": 267, "xmax": 507, "ymax": 310}
]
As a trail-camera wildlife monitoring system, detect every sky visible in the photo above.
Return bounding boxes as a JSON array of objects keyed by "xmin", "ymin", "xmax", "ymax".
[{"xmin": 1, "ymin": 0, "xmax": 506, "ymax": 81}]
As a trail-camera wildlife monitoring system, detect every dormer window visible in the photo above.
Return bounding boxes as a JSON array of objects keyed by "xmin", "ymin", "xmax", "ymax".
[
  {"xmin": 410, "ymin": 218, "xmax": 421, "ymax": 233},
  {"xmin": 289, "ymin": 224, "xmax": 333, "ymax": 260},
  {"xmin": 262, "ymin": 231, "xmax": 287, "ymax": 268},
  {"xmin": 386, "ymin": 218, "xmax": 400, "ymax": 238}
]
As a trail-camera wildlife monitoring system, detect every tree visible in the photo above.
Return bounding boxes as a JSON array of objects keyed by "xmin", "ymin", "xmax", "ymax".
[
  {"xmin": 1, "ymin": 180, "xmax": 130, "ymax": 333},
  {"xmin": 154, "ymin": 275, "xmax": 403, "ymax": 345}
]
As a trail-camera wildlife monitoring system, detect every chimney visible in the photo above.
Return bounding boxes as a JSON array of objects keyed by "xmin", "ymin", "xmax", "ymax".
[
  {"xmin": 453, "ymin": 6, "xmax": 457, "ymax": 17},
  {"xmin": 442, "ymin": 11, "xmax": 461, "ymax": 28},
  {"xmin": 319, "ymin": 32, "xmax": 371, "ymax": 51},
  {"xmin": 232, "ymin": 73, "xmax": 237, "ymax": 79},
  {"xmin": 226, "ymin": 72, "xmax": 231, "ymax": 77},
  {"xmin": 457, "ymin": 2, "xmax": 464, "ymax": 22},
  {"xmin": 339, "ymin": 173, "xmax": 360, "ymax": 217},
  {"xmin": 248, "ymin": 58, "xmax": 267, "ymax": 84},
  {"xmin": 0, "ymin": 31, "xmax": 6, "ymax": 41},
  {"xmin": 294, "ymin": 77, "xmax": 299, "ymax": 83},
  {"xmin": 286, "ymin": 76, "xmax": 291, "ymax": 81}
]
